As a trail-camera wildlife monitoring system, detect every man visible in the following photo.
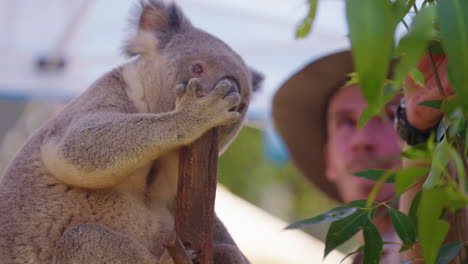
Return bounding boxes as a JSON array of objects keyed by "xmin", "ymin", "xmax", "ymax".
[
  {"xmin": 273, "ymin": 49, "xmax": 456, "ymax": 263},
  {"xmin": 272, "ymin": 50, "xmax": 405, "ymax": 264},
  {"xmin": 272, "ymin": 50, "xmax": 401, "ymax": 206}
]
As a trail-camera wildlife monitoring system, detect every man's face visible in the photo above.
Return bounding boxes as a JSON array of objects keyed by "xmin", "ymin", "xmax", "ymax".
[{"xmin": 325, "ymin": 84, "xmax": 402, "ymax": 204}]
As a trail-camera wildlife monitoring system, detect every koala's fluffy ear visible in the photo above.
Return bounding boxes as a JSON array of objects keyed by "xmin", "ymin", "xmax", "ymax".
[
  {"xmin": 250, "ymin": 68, "xmax": 264, "ymax": 92},
  {"xmin": 123, "ymin": 0, "xmax": 191, "ymax": 57}
]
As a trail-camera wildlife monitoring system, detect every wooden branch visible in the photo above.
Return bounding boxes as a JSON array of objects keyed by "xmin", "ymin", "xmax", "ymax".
[{"xmin": 169, "ymin": 128, "xmax": 219, "ymax": 264}]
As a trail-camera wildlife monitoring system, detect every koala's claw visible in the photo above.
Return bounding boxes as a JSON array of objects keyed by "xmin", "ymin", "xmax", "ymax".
[
  {"xmin": 187, "ymin": 78, "xmax": 202, "ymax": 97},
  {"xmin": 175, "ymin": 84, "xmax": 187, "ymax": 99},
  {"xmin": 212, "ymin": 79, "xmax": 233, "ymax": 99}
]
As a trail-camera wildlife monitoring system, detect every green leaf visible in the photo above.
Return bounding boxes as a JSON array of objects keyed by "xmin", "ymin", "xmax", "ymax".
[
  {"xmin": 363, "ymin": 221, "xmax": 383, "ymax": 264},
  {"xmin": 435, "ymin": 242, "xmax": 463, "ymax": 264},
  {"xmin": 392, "ymin": 6, "xmax": 436, "ymax": 90},
  {"xmin": 419, "ymin": 100, "xmax": 442, "ymax": 110},
  {"xmin": 437, "ymin": 0, "xmax": 468, "ymax": 118},
  {"xmin": 428, "ymin": 40, "xmax": 445, "ymax": 55},
  {"xmin": 346, "ymin": 0, "xmax": 396, "ymax": 119},
  {"xmin": 424, "ymin": 138, "xmax": 451, "ymax": 189},
  {"xmin": 418, "ymin": 188, "xmax": 450, "ymax": 264},
  {"xmin": 396, "ymin": 167, "xmax": 429, "ymax": 195},
  {"xmin": 393, "ymin": 0, "xmax": 416, "ymax": 23},
  {"xmin": 324, "ymin": 201, "xmax": 376, "ymax": 257},
  {"xmin": 344, "ymin": 72, "xmax": 360, "ymax": 87},
  {"xmin": 295, "ymin": 0, "xmax": 318, "ymax": 38},
  {"xmin": 285, "ymin": 206, "xmax": 358, "ymax": 229},
  {"xmin": 409, "ymin": 68, "xmax": 425, "ymax": 86},
  {"xmin": 365, "ymin": 168, "xmax": 396, "ymax": 207},
  {"xmin": 401, "ymin": 143, "xmax": 429, "ymax": 160},
  {"xmin": 389, "ymin": 208, "xmax": 417, "ymax": 248},
  {"xmin": 353, "ymin": 169, "xmax": 396, "ymax": 183},
  {"xmin": 400, "ymin": 259, "xmax": 414, "ymax": 264},
  {"xmin": 340, "ymin": 246, "xmax": 364, "ymax": 264},
  {"xmin": 445, "ymin": 187, "xmax": 468, "ymax": 211},
  {"xmin": 358, "ymin": 104, "xmax": 380, "ymax": 129},
  {"xmin": 408, "ymin": 191, "xmax": 422, "ymax": 228}
]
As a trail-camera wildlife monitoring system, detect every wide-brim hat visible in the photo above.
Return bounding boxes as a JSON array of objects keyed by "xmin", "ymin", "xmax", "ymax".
[{"xmin": 272, "ymin": 50, "xmax": 354, "ymax": 202}]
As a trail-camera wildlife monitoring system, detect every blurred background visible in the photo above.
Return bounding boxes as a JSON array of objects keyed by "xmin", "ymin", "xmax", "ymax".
[{"xmin": 0, "ymin": 0, "xmax": 358, "ymax": 263}]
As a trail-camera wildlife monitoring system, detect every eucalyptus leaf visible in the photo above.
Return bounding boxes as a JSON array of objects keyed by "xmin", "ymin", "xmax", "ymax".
[
  {"xmin": 363, "ymin": 221, "xmax": 383, "ymax": 264},
  {"xmin": 435, "ymin": 242, "xmax": 463, "ymax": 264},
  {"xmin": 392, "ymin": 6, "xmax": 436, "ymax": 90},
  {"xmin": 295, "ymin": 0, "xmax": 318, "ymax": 38},
  {"xmin": 419, "ymin": 100, "xmax": 442, "ymax": 110},
  {"xmin": 358, "ymin": 104, "xmax": 380, "ymax": 129},
  {"xmin": 285, "ymin": 206, "xmax": 358, "ymax": 229},
  {"xmin": 389, "ymin": 208, "xmax": 417, "ymax": 248},
  {"xmin": 353, "ymin": 169, "xmax": 396, "ymax": 183},
  {"xmin": 346, "ymin": 0, "xmax": 396, "ymax": 122},
  {"xmin": 401, "ymin": 143, "xmax": 429, "ymax": 160},
  {"xmin": 393, "ymin": 0, "xmax": 416, "ymax": 23},
  {"xmin": 445, "ymin": 187, "xmax": 468, "ymax": 211},
  {"xmin": 418, "ymin": 188, "xmax": 450, "ymax": 264},
  {"xmin": 409, "ymin": 68, "xmax": 425, "ymax": 86},
  {"xmin": 340, "ymin": 246, "xmax": 364, "ymax": 264},
  {"xmin": 409, "ymin": 191, "xmax": 422, "ymax": 229},
  {"xmin": 437, "ymin": 0, "xmax": 468, "ymax": 118},
  {"xmin": 324, "ymin": 203, "xmax": 375, "ymax": 257},
  {"xmin": 400, "ymin": 259, "xmax": 414, "ymax": 264},
  {"xmin": 396, "ymin": 167, "xmax": 429, "ymax": 195},
  {"xmin": 424, "ymin": 138, "xmax": 450, "ymax": 189}
]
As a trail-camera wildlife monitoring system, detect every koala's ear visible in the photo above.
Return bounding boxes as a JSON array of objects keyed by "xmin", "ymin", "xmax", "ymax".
[
  {"xmin": 250, "ymin": 68, "xmax": 264, "ymax": 92},
  {"xmin": 123, "ymin": 0, "xmax": 191, "ymax": 57}
]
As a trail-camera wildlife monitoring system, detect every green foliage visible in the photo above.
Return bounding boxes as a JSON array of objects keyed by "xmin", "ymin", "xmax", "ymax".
[
  {"xmin": 346, "ymin": 0, "xmax": 396, "ymax": 127},
  {"xmin": 419, "ymin": 99, "xmax": 442, "ymax": 110},
  {"xmin": 395, "ymin": 167, "xmax": 429, "ymax": 195},
  {"xmin": 393, "ymin": 5, "xmax": 436, "ymax": 90},
  {"xmin": 324, "ymin": 200, "xmax": 377, "ymax": 257},
  {"xmin": 295, "ymin": 0, "xmax": 318, "ymax": 38},
  {"xmin": 352, "ymin": 169, "xmax": 396, "ymax": 183},
  {"xmin": 362, "ymin": 221, "xmax": 383, "ymax": 264},
  {"xmin": 418, "ymin": 188, "xmax": 450, "ymax": 264},
  {"xmin": 293, "ymin": 0, "xmax": 468, "ymax": 263},
  {"xmin": 388, "ymin": 208, "xmax": 417, "ymax": 250},
  {"xmin": 437, "ymin": 0, "xmax": 468, "ymax": 118},
  {"xmin": 435, "ymin": 242, "xmax": 464, "ymax": 264},
  {"xmin": 285, "ymin": 206, "xmax": 357, "ymax": 230}
]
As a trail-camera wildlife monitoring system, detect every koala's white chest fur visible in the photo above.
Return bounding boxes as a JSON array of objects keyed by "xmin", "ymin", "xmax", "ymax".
[{"xmin": 0, "ymin": 143, "xmax": 180, "ymax": 262}]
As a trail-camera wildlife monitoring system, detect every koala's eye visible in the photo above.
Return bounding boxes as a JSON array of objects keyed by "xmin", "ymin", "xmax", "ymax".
[{"xmin": 191, "ymin": 64, "xmax": 203, "ymax": 75}]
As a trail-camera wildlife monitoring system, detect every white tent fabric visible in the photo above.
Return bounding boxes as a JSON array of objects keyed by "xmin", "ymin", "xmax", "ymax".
[
  {"xmin": 216, "ymin": 185, "xmax": 351, "ymax": 264},
  {"xmin": 0, "ymin": 0, "xmax": 350, "ymax": 106}
]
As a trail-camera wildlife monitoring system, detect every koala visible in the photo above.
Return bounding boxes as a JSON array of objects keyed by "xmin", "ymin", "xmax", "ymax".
[{"xmin": 0, "ymin": 1, "xmax": 263, "ymax": 263}]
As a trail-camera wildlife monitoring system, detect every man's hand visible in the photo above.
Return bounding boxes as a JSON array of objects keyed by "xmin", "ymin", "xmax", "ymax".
[{"xmin": 404, "ymin": 53, "xmax": 454, "ymax": 131}]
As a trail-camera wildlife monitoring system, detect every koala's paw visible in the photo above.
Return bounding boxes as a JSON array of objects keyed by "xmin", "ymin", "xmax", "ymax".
[
  {"xmin": 158, "ymin": 247, "xmax": 203, "ymax": 264},
  {"xmin": 175, "ymin": 78, "xmax": 241, "ymax": 128}
]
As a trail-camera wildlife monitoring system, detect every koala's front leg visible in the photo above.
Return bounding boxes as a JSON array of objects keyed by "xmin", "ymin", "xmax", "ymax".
[
  {"xmin": 42, "ymin": 78, "xmax": 240, "ymax": 189},
  {"xmin": 54, "ymin": 223, "xmax": 171, "ymax": 264}
]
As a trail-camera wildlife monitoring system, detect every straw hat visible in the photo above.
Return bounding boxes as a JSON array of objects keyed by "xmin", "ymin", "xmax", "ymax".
[{"xmin": 272, "ymin": 50, "xmax": 354, "ymax": 202}]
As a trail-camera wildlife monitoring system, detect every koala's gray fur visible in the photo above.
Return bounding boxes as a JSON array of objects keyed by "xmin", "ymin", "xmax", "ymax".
[{"xmin": 0, "ymin": 1, "xmax": 263, "ymax": 263}]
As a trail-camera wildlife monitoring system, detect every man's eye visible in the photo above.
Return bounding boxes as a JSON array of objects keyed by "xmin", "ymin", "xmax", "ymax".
[{"xmin": 338, "ymin": 117, "xmax": 356, "ymax": 128}]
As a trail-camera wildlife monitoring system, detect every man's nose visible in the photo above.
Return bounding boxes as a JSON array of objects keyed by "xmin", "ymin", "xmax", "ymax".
[{"xmin": 350, "ymin": 118, "xmax": 380, "ymax": 153}]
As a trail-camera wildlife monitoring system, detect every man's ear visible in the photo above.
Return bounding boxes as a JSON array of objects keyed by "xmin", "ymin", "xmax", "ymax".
[
  {"xmin": 250, "ymin": 68, "xmax": 264, "ymax": 92},
  {"xmin": 324, "ymin": 143, "xmax": 337, "ymax": 182},
  {"xmin": 123, "ymin": 0, "xmax": 191, "ymax": 57}
]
